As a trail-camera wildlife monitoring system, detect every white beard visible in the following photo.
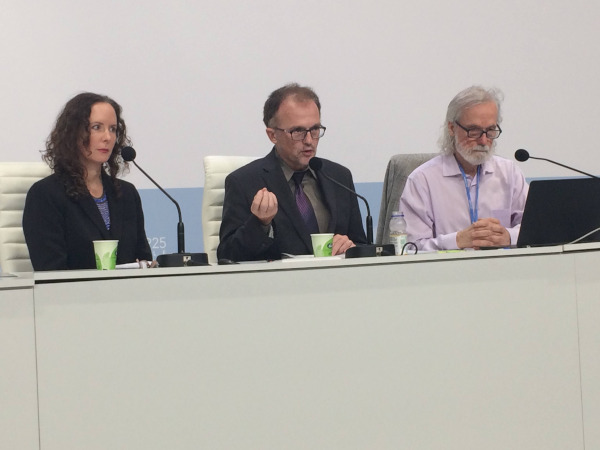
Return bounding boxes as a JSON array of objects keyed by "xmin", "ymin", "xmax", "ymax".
[{"xmin": 454, "ymin": 138, "xmax": 496, "ymax": 166}]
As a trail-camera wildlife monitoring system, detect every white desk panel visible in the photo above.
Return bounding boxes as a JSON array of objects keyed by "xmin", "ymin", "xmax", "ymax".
[
  {"xmin": 0, "ymin": 274, "xmax": 38, "ymax": 450},
  {"xmin": 33, "ymin": 251, "xmax": 584, "ymax": 450},
  {"xmin": 570, "ymin": 250, "xmax": 600, "ymax": 450}
]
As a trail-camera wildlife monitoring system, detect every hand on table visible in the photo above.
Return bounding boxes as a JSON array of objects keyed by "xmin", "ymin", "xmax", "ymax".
[{"xmin": 332, "ymin": 234, "xmax": 355, "ymax": 255}]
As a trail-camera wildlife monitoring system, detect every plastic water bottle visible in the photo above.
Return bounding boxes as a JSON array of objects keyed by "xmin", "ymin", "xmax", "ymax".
[{"xmin": 389, "ymin": 211, "xmax": 407, "ymax": 255}]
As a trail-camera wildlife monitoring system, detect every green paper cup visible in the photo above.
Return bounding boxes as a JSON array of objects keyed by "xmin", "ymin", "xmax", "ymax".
[
  {"xmin": 310, "ymin": 233, "xmax": 334, "ymax": 257},
  {"xmin": 93, "ymin": 240, "xmax": 118, "ymax": 270}
]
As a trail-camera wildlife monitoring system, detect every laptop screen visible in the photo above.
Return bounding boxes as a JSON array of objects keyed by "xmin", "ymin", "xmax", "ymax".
[{"xmin": 517, "ymin": 178, "xmax": 600, "ymax": 247}]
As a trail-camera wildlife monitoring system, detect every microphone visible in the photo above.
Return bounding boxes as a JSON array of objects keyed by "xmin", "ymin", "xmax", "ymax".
[
  {"xmin": 308, "ymin": 157, "xmax": 394, "ymax": 258},
  {"xmin": 121, "ymin": 147, "xmax": 208, "ymax": 267},
  {"xmin": 309, "ymin": 157, "xmax": 373, "ymax": 244},
  {"xmin": 515, "ymin": 149, "xmax": 599, "ymax": 179}
]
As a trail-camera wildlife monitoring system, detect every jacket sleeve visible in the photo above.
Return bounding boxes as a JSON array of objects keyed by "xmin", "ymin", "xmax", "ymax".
[
  {"xmin": 22, "ymin": 181, "xmax": 70, "ymax": 271},
  {"xmin": 132, "ymin": 186, "xmax": 153, "ymax": 261},
  {"xmin": 217, "ymin": 172, "xmax": 279, "ymax": 261}
]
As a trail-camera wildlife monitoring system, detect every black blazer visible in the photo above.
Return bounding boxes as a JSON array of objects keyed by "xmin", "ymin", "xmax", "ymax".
[
  {"xmin": 217, "ymin": 149, "xmax": 367, "ymax": 261},
  {"xmin": 23, "ymin": 173, "xmax": 152, "ymax": 271}
]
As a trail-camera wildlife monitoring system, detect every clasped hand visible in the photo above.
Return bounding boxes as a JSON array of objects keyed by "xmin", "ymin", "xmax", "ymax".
[{"xmin": 456, "ymin": 218, "xmax": 510, "ymax": 249}]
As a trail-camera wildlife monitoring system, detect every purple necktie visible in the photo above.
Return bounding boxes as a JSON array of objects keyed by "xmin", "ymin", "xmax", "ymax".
[{"xmin": 292, "ymin": 171, "xmax": 319, "ymax": 234}]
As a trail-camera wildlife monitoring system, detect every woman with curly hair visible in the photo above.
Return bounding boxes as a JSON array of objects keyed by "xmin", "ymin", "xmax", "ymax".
[{"xmin": 23, "ymin": 92, "xmax": 152, "ymax": 270}]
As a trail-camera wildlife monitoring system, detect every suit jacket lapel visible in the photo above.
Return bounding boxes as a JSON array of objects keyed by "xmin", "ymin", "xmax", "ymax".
[
  {"xmin": 76, "ymin": 174, "xmax": 120, "ymax": 240},
  {"xmin": 261, "ymin": 149, "xmax": 313, "ymax": 250},
  {"xmin": 104, "ymin": 178, "xmax": 124, "ymax": 241},
  {"xmin": 78, "ymin": 195, "xmax": 111, "ymax": 239}
]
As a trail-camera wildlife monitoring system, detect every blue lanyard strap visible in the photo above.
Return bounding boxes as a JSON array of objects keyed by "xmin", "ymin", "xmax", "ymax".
[{"xmin": 457, "ymin": 163, "xmax": 480, "ymax": 224}]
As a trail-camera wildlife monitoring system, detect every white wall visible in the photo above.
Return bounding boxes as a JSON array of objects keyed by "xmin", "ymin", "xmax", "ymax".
[{"xmin": 2, "ymin": 0, "xmax": 600, "ymax": 187}]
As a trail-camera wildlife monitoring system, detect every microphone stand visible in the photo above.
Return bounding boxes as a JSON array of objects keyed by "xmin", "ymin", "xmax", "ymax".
[
  {"xmin": 528, "ymin": 156, "xmax": 599, "ymax": 179},
  {"xmin": 129, "ymin": 160, "xmax": 187, "ymax": 253},
  {"xmin": 515, "ymin": 149, "xmax": 599, "ymax": 179},
  {"xmin": 310, "ymin": 159, "xmax": 394, "ymax": 258},
  {"xmin": 124, "ymin": 148, "xmax": 208, "ymax": 267},
  {"xmin": 515, "ymin": 148, "xmax": 600, "ymax": 247}
]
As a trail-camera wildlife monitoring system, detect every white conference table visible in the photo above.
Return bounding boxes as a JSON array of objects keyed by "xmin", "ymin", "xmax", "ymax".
[
  {"xmin": 3, "ymin": 245, "xmax": 600, "ymax": 450},
  {"xmin": 567, "ymin": 243, "xmax": 600, "ymax": 449},
  {"xmin": 0, "ymin": 273, "xmax": 38, "ymax": 450}
]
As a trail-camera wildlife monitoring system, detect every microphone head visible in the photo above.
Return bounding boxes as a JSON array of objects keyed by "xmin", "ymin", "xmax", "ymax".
[
  {"xmin": 515, "ymin": 149, "xmax": 530, "ymax": 162},
  {"xmin": 121, "ymin": 146, "xmax": 136, "ymax": 162},
  {"xmin": 308, "ymin": 156, "xmax": 322, "ymax": 171}
]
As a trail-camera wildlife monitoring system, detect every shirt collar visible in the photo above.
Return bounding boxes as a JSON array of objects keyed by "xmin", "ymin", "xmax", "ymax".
[
  {"xmin": 275, "ymin": 152, "xmax": 316, "ymax": 182},
  {"xmin": 441, "ymin": 153, "xmax": 495, "ymax": 178}
]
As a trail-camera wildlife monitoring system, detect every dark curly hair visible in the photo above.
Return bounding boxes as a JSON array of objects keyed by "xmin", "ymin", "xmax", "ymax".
[{"xmin": 43, "ymin": 92, "xmax": 131, "ymax": 198}]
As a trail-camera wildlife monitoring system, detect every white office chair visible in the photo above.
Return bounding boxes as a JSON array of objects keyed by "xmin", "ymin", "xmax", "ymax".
[
  {"xmin": 0, "ymin": 162, "xmax": 51, "ymax": 273},
  {"xmin": 376, "ymin": 153, "xmax": 437, "ymax": 245},
  {"xmin": 202, "ymin": 155, "xmax": 259, "ymax": 264}
]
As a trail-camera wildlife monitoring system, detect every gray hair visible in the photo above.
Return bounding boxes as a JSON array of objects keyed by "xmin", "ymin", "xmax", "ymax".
[{"xmin": 438, "ymin": 86, "xmax": 504, "ymax": 155}]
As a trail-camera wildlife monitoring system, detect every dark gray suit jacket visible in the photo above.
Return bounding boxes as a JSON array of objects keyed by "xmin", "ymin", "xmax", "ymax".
[
  {"xmin": 23, "ymin": 172, "xmax": 152, "ymax": 271},
  {"xmin": 217, "ymin": 149, "xmax": 366, "ymax": 261}
]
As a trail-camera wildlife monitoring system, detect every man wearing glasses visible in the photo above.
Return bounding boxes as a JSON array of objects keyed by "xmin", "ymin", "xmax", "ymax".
[
  {"xmin": 217, "ymin": 83, "xmax": 366, "ymax": 261},
  {"xmin": 400, "ymin": 85, "xmax": 529, "ymax": 251}
]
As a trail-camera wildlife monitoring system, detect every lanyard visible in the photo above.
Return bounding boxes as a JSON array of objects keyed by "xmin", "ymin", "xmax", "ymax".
[{"xmin": 457, "ymin": 163, "xmax": 481, "ymax": 224}]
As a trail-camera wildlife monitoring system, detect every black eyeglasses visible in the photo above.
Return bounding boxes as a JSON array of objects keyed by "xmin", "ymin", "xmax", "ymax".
[
  {"xmin": 455, "ymin": 122, "xmax": 502, "ymax": 139},
  {"xmin": 272, "ymin": 125, "xmax": 326, "ymax": 141}
]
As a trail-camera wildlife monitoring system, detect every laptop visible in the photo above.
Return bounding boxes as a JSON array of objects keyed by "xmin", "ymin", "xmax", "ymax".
[{"xmin": 517, "ymin": 178, "xmax": 600, "ymax": 247}]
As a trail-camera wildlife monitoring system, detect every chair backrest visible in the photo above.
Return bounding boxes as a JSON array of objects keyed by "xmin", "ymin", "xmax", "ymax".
[
  {"xmin": 0, "ymin": 162, "xmax": 51, "ymax": 273},
  {"xmin": 376, "ymin": 153, "xmax": 438, "ymax": 245},
  {"xmin": 202, "ymin": 155, "xmax": 259, "ymax": 264}
]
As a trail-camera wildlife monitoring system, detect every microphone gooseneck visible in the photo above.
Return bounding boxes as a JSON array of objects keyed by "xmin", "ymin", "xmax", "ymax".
[
  {"xmin": 309, "ymin": 157, "xmax": 373, "ymax": 245},
  {"xmin": 121, "ymin": 146, "xmax": 185, "ymax": 253},
  {"xmin": 514, "ymin": 148, "xmax": 598, "ymax": 179},
  {"xmin": 120, "ymin": 146, "xmax": 208, "ymax": 266}
]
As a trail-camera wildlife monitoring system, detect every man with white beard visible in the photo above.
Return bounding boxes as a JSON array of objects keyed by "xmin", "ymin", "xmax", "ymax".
[{"xmin": 399, "ymin": 86, "xmax": 529, "ymax": 251}]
